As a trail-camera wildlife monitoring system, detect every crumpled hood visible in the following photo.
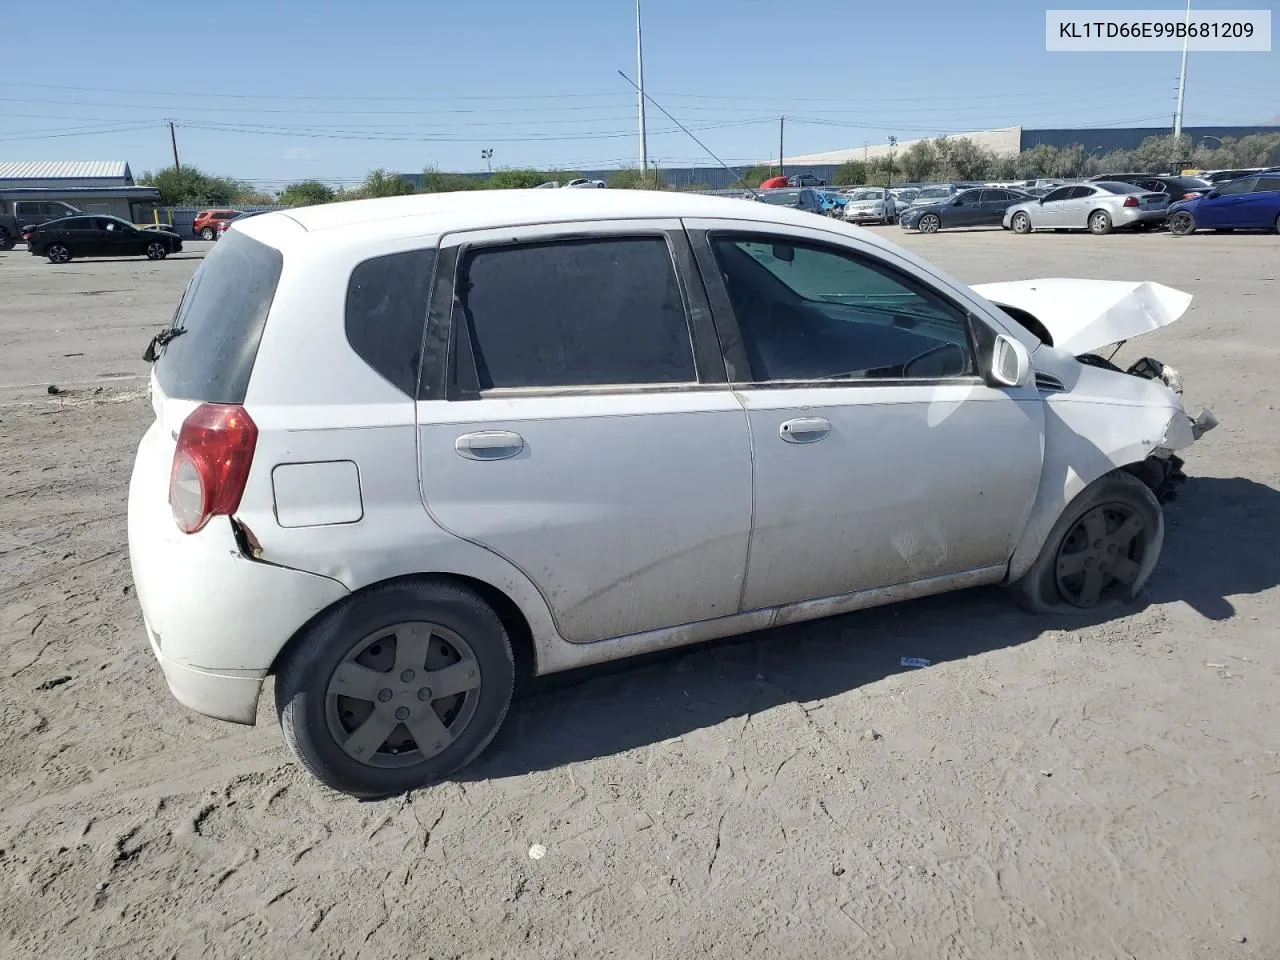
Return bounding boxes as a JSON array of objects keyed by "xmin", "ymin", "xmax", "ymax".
[{"xmin": 971, "ymin": 279, "xmax": 1193, "ymax": 354}]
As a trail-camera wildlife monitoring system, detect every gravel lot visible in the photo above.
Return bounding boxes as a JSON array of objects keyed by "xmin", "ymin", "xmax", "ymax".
[{"xmin": 1, "ymin": 228, "xmax": 1278, "ymax": 959}]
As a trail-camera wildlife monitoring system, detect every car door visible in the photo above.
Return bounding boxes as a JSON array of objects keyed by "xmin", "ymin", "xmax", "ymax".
[
  {"xmin": 415, "ymin": 220, "xmax": 754, "ymax": 644},
  {"xmin": 1197, "ymin": 176, "xmax": 1257, "ymax": 227},
  {"xmin": 1058, "ymin": 186, "xmax": 1096, "ymax": 228},
  {"xmin": 686, "ymin": 219, "xmax": 1045, "ymax": 611},
  {"xmin": 977, "ymin": 189, "xmax": 1015, "ymax": 226},
  {"xmin": 1034, "ymin": 186, "xmax": 1074, "ymax": 227},
  {"xmin": 1251, "ymin": 176, "xmax": 1280, "ymax": 229},
  {"xmin": 944, "ymin": 191, "xmax": 980, "ymax": 227}
]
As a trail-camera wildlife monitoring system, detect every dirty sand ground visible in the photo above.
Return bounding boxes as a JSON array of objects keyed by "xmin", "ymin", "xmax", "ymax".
[{"xmin": 1, "ymin": 230, "xmax": 1278, "ymax": 959}]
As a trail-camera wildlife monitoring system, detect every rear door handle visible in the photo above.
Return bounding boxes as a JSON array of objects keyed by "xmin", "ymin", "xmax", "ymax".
[
  {"xmin": 779, "ymin": 417, "xmax": 831, "ymax": 443},
  {"xmin": 455, "ymin": 430, "xmax": 524, "ymax": 461}
]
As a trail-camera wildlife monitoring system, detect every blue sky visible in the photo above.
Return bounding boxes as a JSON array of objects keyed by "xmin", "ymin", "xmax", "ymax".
[{"xmin": 1, "ymin": 0, "xmax": 1275, "ymax": 188}]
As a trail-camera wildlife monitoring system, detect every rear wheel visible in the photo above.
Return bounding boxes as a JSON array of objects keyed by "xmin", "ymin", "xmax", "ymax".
[
  {"xmin": 0, "ymin": 227, "xmax": 13, "ymax": 251},
  {"xmin": 918, "ymin": 213, "xmax": 941, "ymax": 234},
  {"xmin": 200, "ymin": 226, "xmax": 216, "ymax": 240},
  {"xmin": 1169, "ymin": 211, "xmax": 1196, "ymax": 236},
  {"xmin": 1088, "ymin": 210, "xmax": 1112, "ymax": 235},
  {"xmin": 46, "ymin": 243, "xmax": 71, "ymax": 264},
  {"xmin": 146, "ymin": 241, "xmax": 168, "ymax": 260},
  {"xmin": 1010, "ymin": 211, "xmax": 1031, "ymax": 234},
  {"xmin": 1008, "ymin": 470, "xmax": 1163, "ymax": 614},
  {"xmin": 1275, "ymin": 214, "xmax": 1280, "ymax": 235},
  {"xmin": 276, "ymin": 580, "xmax": 515, "ymax": 798}
]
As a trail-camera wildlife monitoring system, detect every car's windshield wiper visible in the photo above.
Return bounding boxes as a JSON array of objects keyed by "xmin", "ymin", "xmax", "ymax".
[{"xmin": 142, "ymin": 326, "xmax": 185, "ymax": 363}]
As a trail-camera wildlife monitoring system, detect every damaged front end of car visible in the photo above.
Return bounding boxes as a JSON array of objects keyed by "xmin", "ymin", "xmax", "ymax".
[{"xmin": 972, "ymin": 278, "xmax": 1219, "ymax": 503}]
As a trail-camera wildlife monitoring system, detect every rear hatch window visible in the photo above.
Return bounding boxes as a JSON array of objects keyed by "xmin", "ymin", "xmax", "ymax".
[{"xmin": 154, "ymin": 230, "xmax": 283, "ymax": 402}]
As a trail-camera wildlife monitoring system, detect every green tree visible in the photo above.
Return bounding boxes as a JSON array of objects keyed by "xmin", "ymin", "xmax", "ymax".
[
  {"xmin": 486, "ymin": 168, "xmax": 577, "ymax": 189},
  {"xmin": 1049, "ymin": 144, "xmax": 1087, "ymax": 179},
  {"xmin": 897, "ymin": 141, "xmax": 938, "ymax": 182},
  {"xmin": 1230, "ymin": 133, "xmax": 1280, "ymax": 166},
  {"xmin": 1135, "ymin": 135, "xmax": 1192, "ymax": 172},
  {"xmin": 934, "ymin": 137, "xmax": 995, "ymax": 181},
  {"xmin": 608, "ymin": 168, "xmax": 666, "ymax": 190},
  {"xmin": 137, "ymin": 165, "xmax": 252, "ymax": 206},
  {"xmin": 357, "ymin": 169, "xmax": 416, "ymax": 198},
  {"xmin": 1013, "ymin": 144, "xmax": 1060, "ymax": 179},
  {"xmin": 278, "ymin": 180, "xmax": 336, "ymax": 206},
  {"xmin": 730, "ymin": 165, "xmax": 775, "ymax": 189},
  {"xmin": 420, "ymin": 167, "xmax": 481, "ymax": 192},
  {"xmin": 832, "ymin": 160, "xmax": 869, "ymax": 185}
]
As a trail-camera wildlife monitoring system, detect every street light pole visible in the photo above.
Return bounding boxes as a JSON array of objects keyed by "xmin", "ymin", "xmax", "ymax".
[
  {"xmin": 1173, "ymin": 0, "xmax": 1191, "ymax": 144},
  {"xmin": 887, "ymin": 136, "xmax": 897, "ymax": 189},
  {"xmin": 636, "ymin": 0, "xmax": 648, "ymax": 175}
]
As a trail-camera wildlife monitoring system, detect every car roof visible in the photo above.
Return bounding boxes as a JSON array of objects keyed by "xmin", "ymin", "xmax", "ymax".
[{"xmin": 236, "ymin": 189, "xmax": 888, "ymax": 249}]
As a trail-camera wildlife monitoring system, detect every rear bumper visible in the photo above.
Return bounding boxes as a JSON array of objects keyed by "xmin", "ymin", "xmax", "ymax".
[
  {"xmin": 127, "ymin": 423, "xmax": 349, "ymax": 724},
  {"xmin": 1115, "ymin": 207, "xmax": 1168, "ymax": 226}
]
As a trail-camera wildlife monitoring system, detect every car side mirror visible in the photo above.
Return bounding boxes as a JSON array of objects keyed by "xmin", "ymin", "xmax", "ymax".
[
  {"xmin": 990, "ymin": 334, "xmax": 1031, "ymax": 387},
  {"xmin": 1206, "ymin": 189, "xmax": 1219, "ymax": 199}
]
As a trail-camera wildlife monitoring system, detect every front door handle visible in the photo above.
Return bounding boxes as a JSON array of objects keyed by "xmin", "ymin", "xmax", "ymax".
[
  {"xmin": 455, "ymin": 430, "xmax": 524, "ymax": 461},
  {"xmin": 779, "ymin": 417, "xmax": 831, "ymax": 443}
]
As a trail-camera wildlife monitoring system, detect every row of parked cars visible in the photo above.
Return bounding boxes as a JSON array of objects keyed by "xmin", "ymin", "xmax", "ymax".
[{"xmin": 757, "ymin": 168, "xmax": 1280, "ymax": 237}]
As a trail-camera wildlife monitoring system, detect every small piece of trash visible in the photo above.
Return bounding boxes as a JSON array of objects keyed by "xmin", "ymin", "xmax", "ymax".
[
  {"xmin": 1205, "ymin": 662, "xmax": 1227, "ymax": 668},
  {"xmin": 47, "ymin": 385, "xmax": 62, "ymax": 395},
  {"xmin": 862, "ymin": 728, "xmax": 881, "ymax": 742},
  {"xmin": 901, "ymin": 657, "xmax": 931, "ymax": 669},
  {"xmin": 527, "ymin": 844, "xmax": 547, "ymax": 861},
  {"xmin": 633, "ymin": 812, "xmax": 653, "ymax": 832},
  {"xmin": 1234, "ymin": 935, "xmax": 1247, "ymax": 944},
  {"xmin": 1039, "ymin": 770, "xmax": 1053, "ymax": 778},
  {"xmin": 831, "ymin": 864, "xmax": 845, "ymax": 876},
  {"xmin": 37, "ymin": 675, "xmax": 71, "ymax": 691}
]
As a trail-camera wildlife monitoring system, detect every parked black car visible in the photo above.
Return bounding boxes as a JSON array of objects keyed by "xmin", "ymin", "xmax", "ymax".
[
  {"xmin": 25, "ymin": 216, "xmax": 183, "ymax": 264},
  {"xmin": 756, "ymin": 187, "xmax": 824, "ymax": 215},
  {"xmin": 787, "ymin": 174, "xmax": 827, "ymax": 187},
  {"xmin": 898, "ymin": 187, "xmax": 1032, "ymax": 233},
  {"xmin": 1088, "ymin": 173, "xmax": 1210, "ymax": 201}
]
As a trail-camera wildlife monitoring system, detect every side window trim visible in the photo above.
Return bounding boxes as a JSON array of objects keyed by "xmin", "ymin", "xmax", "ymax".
[
  {"xmin": 437, "ymin": 227, "xmax": 724, "ymax": 401},
  {"xmin": 688, "ymin": 227, "xmax": 984, "ymax": 388}
]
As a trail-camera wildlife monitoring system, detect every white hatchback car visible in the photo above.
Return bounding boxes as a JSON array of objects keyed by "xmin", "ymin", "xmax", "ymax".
[{"xmin": 129, "ymin": 190, "xmax": 1215, "ymax": 797}]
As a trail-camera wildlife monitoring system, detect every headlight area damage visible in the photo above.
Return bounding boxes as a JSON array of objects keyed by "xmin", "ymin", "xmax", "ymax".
[{"xmin": 973, "ymin": 278, "xmax": 1219, "ymax": 504}]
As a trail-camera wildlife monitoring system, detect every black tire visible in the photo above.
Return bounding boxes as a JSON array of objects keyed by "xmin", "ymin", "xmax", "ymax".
[
  {"xmin": 1169, "ymin": 211, "xmax": 1196, "ymax": 236},
  {"xmin": 1088, "ymin": 209, "xmax": 1112, "ymax": 235},
  {"xmin": 200, "ymin": 226, "xmax": 216, "ymax": 240},
  {"xmin": 1275, "ymin": 214, "xmax": 1280, "ymax": 235},
  {"xmin": 146, "ymin": 241, "xmax": 168, "ymax": 261},
  {"xmin": 1010, "ymin": 211, "xmax": 1032, "ymax": 234},
  {"xmin": 0, "ymin": 227, "xmax": 13, "ymax": 252},
  {"xmin": 46, "ymin": 243, "xmax": 71, "ymax": 264},
  {"xmin": 1008, "ymin": 469, "xmax": 1164, "ymax": 614},
  {"xmin": 276, "ymin": 580, "xmax": 515, "ymax": 799},
  {"xmin": 918, "ymin": 214, "xmax": 941, "ymax": 234}
]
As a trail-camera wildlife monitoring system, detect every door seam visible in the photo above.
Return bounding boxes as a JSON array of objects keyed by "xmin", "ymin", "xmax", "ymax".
[{"xmin": 733, "ymin": 388, "xmax": 757, "ymax": 615}]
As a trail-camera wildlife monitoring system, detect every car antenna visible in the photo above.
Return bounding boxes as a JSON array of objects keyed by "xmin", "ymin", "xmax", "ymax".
[{"xmin": 616, "ymin": 70, "xmax": 759, "ymax": 199}]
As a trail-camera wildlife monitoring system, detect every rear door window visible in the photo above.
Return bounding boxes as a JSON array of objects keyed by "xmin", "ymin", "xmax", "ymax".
[
  {"xmin": 154, "ymin": 231, "xmax": 283, "ymax": 403},
  {"xmin": 1217, "ymin": 177, "xmax": 1257, "ymax": 196},
  {"xmin": 455, "ymin": 236, "xmax": 696, "ymax": 390},
  {"xmin": 1254, "ymin": 176, "xmax": 1280, "ymax": 192}
]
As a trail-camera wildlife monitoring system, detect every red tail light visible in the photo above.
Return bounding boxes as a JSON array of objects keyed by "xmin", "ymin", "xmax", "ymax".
[
  {"xmin": 22, "ymin": 231, "xmax": 33, "ymax": 241},
  {"xmin": 169, "ymin": 404, "xmax": 258, "ymax": 533},
  {"xmin": 1123, "ymin": 196, "xmax": 1139, "ymax": 207}
]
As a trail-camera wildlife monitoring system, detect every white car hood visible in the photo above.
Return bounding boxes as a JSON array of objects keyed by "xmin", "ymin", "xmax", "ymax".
[{"xmin": 972, "ymin": 278, "xmax": 1192, "ymax": 354}]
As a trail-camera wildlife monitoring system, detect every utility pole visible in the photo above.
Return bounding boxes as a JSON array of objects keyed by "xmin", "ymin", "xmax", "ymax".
[
  {"xmin": 636, "ymin": 0, "xmax": 648, "ymax": 175},
  {"xmin": 169, "ymin": 120, "xmax": 181, "ymax": 172},
  {"xmin": 1173, "ymin": 0, "xmax": 1191, "ymax": 147},
  {"xmin": 778, "ymin": 116, "xmax": 785, "ymax": 178},
  {"xmin": 887, "ymin": 135, "xmax": 897, "ymax": 189}
]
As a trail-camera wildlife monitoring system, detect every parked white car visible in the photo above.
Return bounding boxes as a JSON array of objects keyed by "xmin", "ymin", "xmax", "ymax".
[
  {"xmin": 840, "ymin": 187, "xmax": 896, "ymax": 224},
  {"xmin": 128, "ymin": 190, "xmax": 1215, "ymax": 797}
]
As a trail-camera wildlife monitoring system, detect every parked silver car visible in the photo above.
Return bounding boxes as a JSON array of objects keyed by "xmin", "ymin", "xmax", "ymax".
[
  {"xmin": 840, "ymin": 187, "xmax": 896, "ymax": 224},
  {"xmin": 1005, "ymin": 182, "xmax": 1170, "ymax": 235}
]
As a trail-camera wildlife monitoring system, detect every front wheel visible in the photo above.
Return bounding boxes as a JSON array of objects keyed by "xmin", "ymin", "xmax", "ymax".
[
  {"xmin": 1168, "ymin": 211, "xmax": 1196, "ymax": 236},
  {"xmin": 146, "ymin": 241, "xmax": 168, "ymax": 260},
  {"xmin": 1088, "ymin": 210, "xmax": 1112, "ymax": 235},
  {"xmin": 47, "ymin": 243, "xmax": 71, "ymax": 264},
  {"xmin": 276, "ymin": 580, "xmax": 515, "ymax": 798},
  {"xmin": 1010, "ymin": 211, "xmax": 1031, "ymax": 234},
  {"xmin": 918, "ymin": 213, "xmax": 941, "ymax": 234},
  {"xmin": 0, "ymin": 227, "xmax": 13, "ymax": 252},
  {"xmin": 1008, "ymin": 470, "xmax": 1164, "ymax": 614}
]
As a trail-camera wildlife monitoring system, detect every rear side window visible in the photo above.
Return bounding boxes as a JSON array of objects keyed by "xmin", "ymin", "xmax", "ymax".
[
  {"xmin": 1255, "ymin": 176, "xmax": 1280, "ymax": 192},
  {"xmin": 345, "ymin": 249, "xmax": 436, "ymax": 396},
  {"xmin": 457, "ymin": 237, "xmax": 695, "ymax": 390},
  {"xmin": 154, "ymin": 231, "xmax": 283, "ymax": 403}
]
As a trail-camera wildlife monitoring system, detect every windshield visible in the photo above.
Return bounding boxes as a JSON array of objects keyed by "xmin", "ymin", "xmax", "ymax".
[
  {"xmin": 758, "ymin": 191, "xmax": 799, "ymax": 205},
  {"xmin": 848, "ymin": 189, "xmax": 883, "ymax": 200}
]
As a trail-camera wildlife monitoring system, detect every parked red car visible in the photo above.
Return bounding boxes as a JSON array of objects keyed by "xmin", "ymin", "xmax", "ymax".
[{"xmin": 192, "ymin": 208, "xmax": 243, "ymax": 241}]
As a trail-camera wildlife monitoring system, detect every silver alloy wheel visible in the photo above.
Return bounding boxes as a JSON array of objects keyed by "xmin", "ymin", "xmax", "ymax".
[
  {"xmin": 200, "ymin": 226, "xmax": 215, "ymax": 240},
  {"xmin": 324, "ymin": 621, "xmax": 483, "ymax": 769},
  {"xmin": 1011, "ymin": 212, "xmax": 1031, "ymax": 234},
  {"xmin": 919, "ymin": 214, "xmax": 941, "ymax": 234},
  {"xmin": 1089, "ymin": 211, "xmax": 1112, "ymax": 235},
  {"xmin": 1053, "ymin": 502, "xmax": 1151, "ymax": 608}
]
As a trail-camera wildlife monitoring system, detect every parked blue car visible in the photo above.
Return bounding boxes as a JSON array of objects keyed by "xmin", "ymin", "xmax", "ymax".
[
  {"xmin": 815, "ymin": 191, "xmax": 848, "ymax": 217},
  {"xmin": 1167, "ymin": 173, "xmax": 1280, "ymax": 235}
]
